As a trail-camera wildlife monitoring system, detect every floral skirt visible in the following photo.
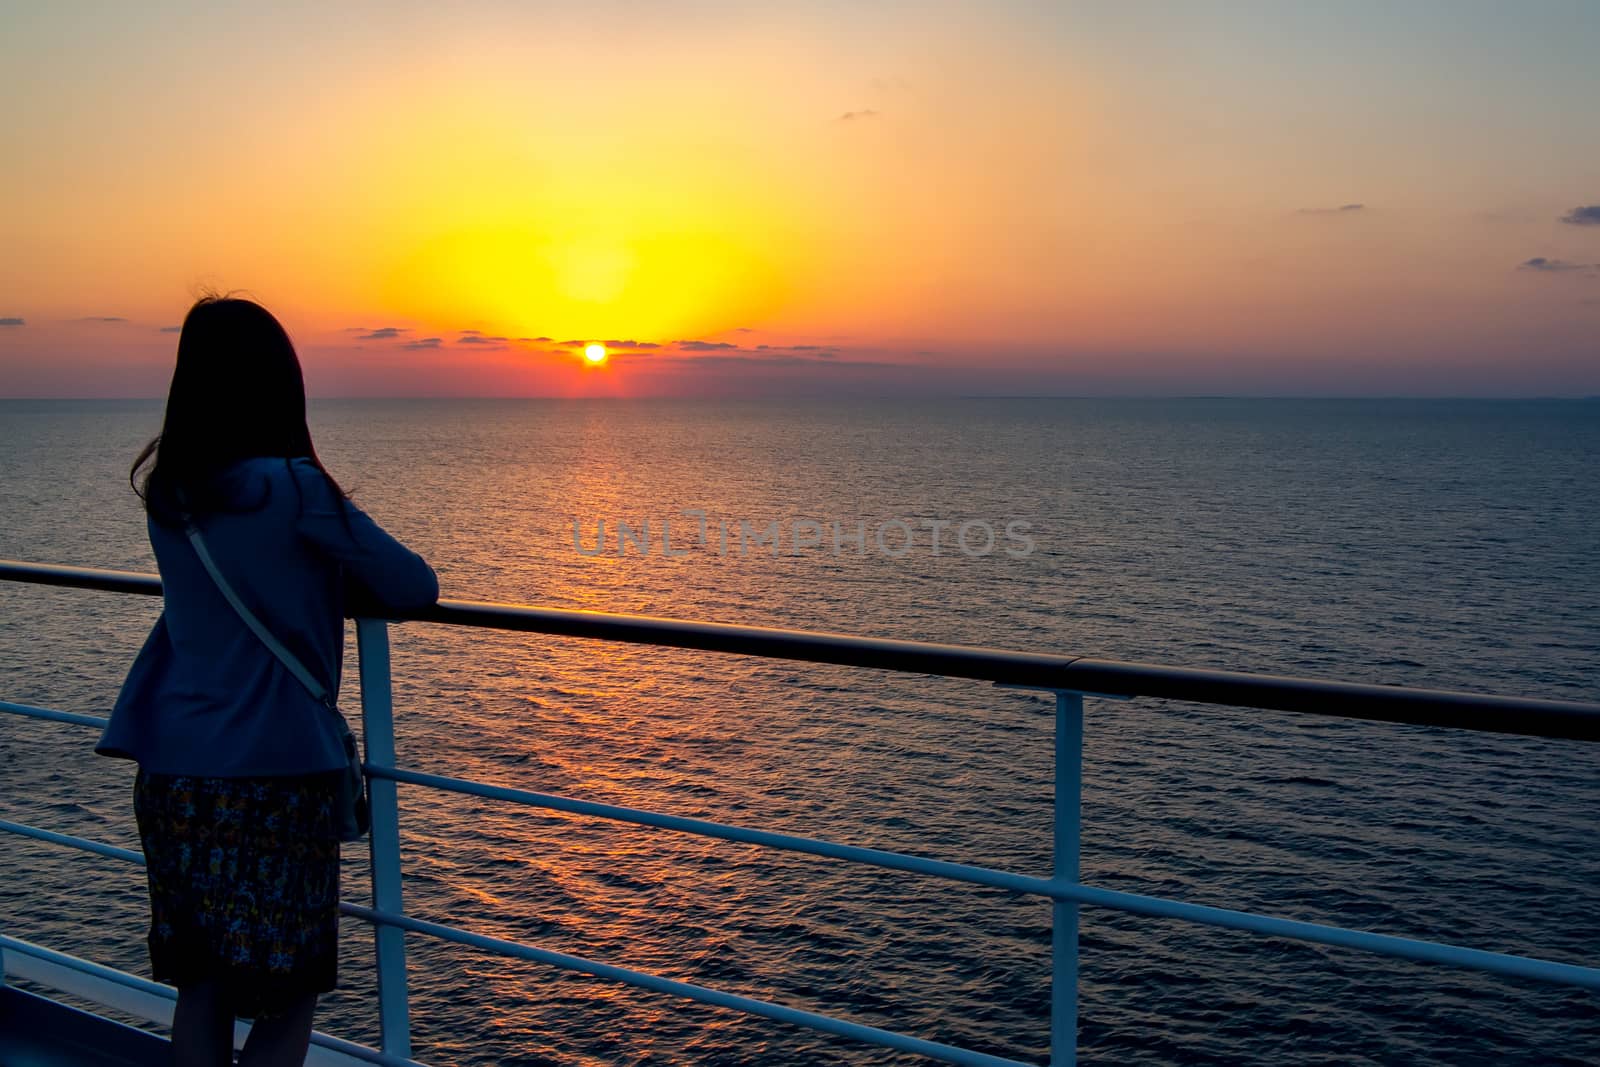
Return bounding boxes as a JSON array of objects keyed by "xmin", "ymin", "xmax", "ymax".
[{"xmin": 133, "ymin": 769, "xmax": 343, "ymax": 1019}]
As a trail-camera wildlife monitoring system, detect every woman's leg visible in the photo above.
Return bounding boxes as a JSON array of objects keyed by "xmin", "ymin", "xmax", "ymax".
[
  {"xmin": 171, "ymin": 981, "xmax": 235, "ymax": 1066},
  {"xmin": 238, "ymin": 993, "xmax": 317, "ymax": 1067}
]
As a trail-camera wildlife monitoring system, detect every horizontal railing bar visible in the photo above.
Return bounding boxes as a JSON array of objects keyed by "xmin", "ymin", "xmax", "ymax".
[
  {"xmin": 0, "ymin": 935, "xmax": 427, "ymax": 1067},
  {"xmin": 3, "ymin": 558, "xmax": 1596, "ymax": 740},
  {"xmin": 0, "ymin": 699, "xmax": 110, "ymax": 729},
  {"xmin": 373, "ymin": 766, "xmax": 1600, "ymax": 990},
  {"xmin": 1048, "ymin": 660, "xmax": 1600, "ymax": 740},
  {"xmin": 0, "ymin": 814, "xmax": 492, "ymax": 956},
  {"xmin": 7, "ymin": 743, "xmax": 1598, "ymax": 996},
  {"xmin": 413, "ymin": 603, "xmax": 1600, "ymax": 740},
  {"xmin": 0, "ymin": 932, "xmax": 190, "ymax": 999},
  {"xmin": 1072, "ymin": 883, "xmax": 1600, "ymax": 991},
  {"xmin": 9, "ymin": 798, "xmax": 1598, "ymax": 995},
  {"xmin": 340, "ymin": 904, "xmax": 1031, "ymax": 1067},
  {"xmin": 374, "ymin": 764, "xmax": 1053, "ymax": 894},
  {"xmin": 0, "ymin": 560, "xmax": 162, "ymax": 598},
  {"xmin": 0, "ymin": 819, "xmax": 144, "ymax": 865}
]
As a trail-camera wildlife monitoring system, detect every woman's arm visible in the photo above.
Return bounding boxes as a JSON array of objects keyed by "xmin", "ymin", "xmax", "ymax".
[{"xmin": 291, "ymin": 459, "xmax": 440, "ymax": 612}]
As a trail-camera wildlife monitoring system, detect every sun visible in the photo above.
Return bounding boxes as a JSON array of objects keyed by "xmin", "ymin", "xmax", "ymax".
[{"xmin": 583, "ymin": 343, "xmax": 608, "ymax": 365}]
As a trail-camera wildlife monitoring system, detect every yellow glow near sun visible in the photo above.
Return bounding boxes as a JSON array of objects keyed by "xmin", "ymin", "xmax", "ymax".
[
  {"xmin": 584, "ymin": 343, "xmax": 608, "ymax": 365},
  {"xmin": 378, "ymin": 194, "xmax": 787, "ymax": 342}
]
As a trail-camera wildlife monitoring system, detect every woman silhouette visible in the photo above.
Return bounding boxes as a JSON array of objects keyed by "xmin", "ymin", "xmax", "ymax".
[{"xmin": 97, "ymin": 296, "xmax": 439, "ymax": 1066}]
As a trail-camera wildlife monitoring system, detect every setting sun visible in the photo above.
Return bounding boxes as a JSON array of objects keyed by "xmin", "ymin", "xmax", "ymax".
[{"xmin": 583, "ymin": 343, "xmax": 608, "ymax": 365}]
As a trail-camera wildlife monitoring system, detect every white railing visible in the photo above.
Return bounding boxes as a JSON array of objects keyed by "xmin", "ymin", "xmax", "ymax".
[{"xmin": 3, "ymin": 559, "xmax": 1599, "ymax": 1065}]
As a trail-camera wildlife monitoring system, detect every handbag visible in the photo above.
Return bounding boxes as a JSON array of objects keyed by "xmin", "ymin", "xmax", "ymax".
[{"xmin": 182, "ymin": 518, "xmax": 371, "ymax": 843}]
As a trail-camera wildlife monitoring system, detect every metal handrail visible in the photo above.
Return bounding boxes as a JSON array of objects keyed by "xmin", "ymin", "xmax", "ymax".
[
  {"xmin": 3, "ymin": 559, "xmax": 1597, "ymax": 739},
  {"xmin": 4, "ymin": 557, "xmax": 1599, "ymax": 1067}
]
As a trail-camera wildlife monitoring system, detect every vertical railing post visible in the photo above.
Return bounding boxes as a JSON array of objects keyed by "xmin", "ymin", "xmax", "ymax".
[
  {"xmin": 1052, "ymin": 690, "xmax": 1083, "ymax": 1067},
  {"xmin": 356, "ymin": 618, "xmax": 412, "ymax": 1058}
]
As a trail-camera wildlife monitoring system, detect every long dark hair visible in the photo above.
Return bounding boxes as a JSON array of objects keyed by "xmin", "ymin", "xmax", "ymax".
[{"xmin": 132, "ymin": 295, "xmax": 344, "ymax": 523}]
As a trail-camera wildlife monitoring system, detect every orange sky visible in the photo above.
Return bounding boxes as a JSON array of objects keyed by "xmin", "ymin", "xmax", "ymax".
[{"xmin": 2, "ymin": 2, "xmax": 1598, "ymax": 396}]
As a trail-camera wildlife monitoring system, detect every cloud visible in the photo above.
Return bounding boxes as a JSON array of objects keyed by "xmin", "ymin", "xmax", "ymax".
[
  {"xmin": 76, "ymin": 315, "xmax": 128, "ymax": 323},
  {"xmin": 554, "ymin": 338, "xmax": 662, "ymax": 349},
  {"xmin": 1518, "ymin": 257, "xmax": 1593, "ymax": 273},
  {"xmin": 755, "ymin": 347, "xmax": 844, "ymax": 363},
  {"xmin": 1296, "ymin": 203, "xmax": 1365, "ymax": 215},
  {"xmin": 1559, "ymin": 205, "xmax": 1600, "ymax": 227},
  {"xmin": 358, "ymin": 327, "xmax": 409, "ymax": 341},
  {"xmin": 0, "ymin": 317, "xmax": 24, "ymax": 327},
  {"xmin": 401, "ymin": 337, "xmax": 443, "ymax": 350},
  {"xmin": 456, "ymin": 335, "xmax": 509, "ymax": 345},
  {"xmin": 655, "ymin": 353, "xmax": 895, "ymax": 370},
  {"xmin": 838, "ymin": 109, "xmax": 879, "ymax": 121},
  {"xmin": 675, "ymin": 340, "xmax": 739, "ymax": 351},
  {"xmin": 460, "ymin": 329, "xmax": 481, "ymax": 335},
  {"xmin": 158, "ymin": 325, "xmax": 181, "ymax": 333}
]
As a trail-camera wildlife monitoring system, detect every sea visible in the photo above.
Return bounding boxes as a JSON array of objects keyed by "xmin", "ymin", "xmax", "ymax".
[{"xmin": 1, "ymin": 397, "xmax": 1597, "ymax": 1066}]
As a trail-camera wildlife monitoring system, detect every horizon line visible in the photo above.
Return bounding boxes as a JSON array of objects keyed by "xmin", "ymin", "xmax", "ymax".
[{"xmin": 3, "ymin": 393, "xmax": 1598, "ymax": 403}]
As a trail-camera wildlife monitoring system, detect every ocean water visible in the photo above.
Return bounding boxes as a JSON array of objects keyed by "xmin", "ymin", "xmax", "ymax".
[{"xmin": 1, "ymin": 397, "xmax": 1597, "ymax": 1066}]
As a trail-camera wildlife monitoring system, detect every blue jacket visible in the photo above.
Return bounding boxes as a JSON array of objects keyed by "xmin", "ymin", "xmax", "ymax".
[{"xmin": 96, "ymin": 457, "xmax": 439, "ymax": 776}]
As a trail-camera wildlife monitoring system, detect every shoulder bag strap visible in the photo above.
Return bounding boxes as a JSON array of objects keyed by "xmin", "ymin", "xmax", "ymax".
[{"xmin": 182, "ymin": 515, "xmax": 339, "ymax": 713}]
